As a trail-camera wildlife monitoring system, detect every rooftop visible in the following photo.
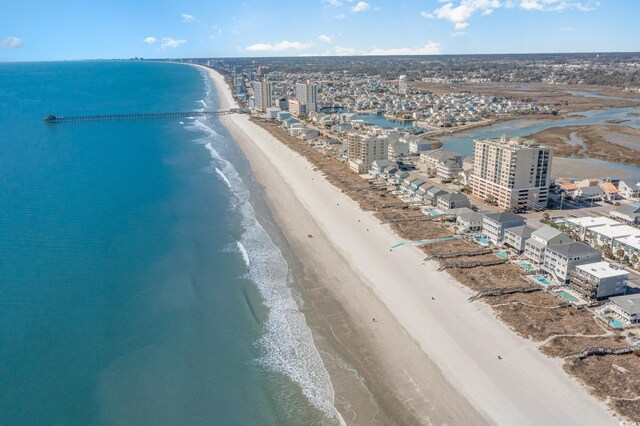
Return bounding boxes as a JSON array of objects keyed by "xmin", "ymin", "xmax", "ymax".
[
  {"xmin": 474, "ymin": 137, "xmax": 548, "ymax": 151},
  {"xmin": 575, "ymin": 261, "xmax": 629, "ymax": 279},
  {"xmin": 531, "ymin": 225, "xmax": 564, "ymax": 242},
  {"xmin": 505, "ymin": 225, "xmax": 535, "ymax": 238},
  {"xmin": 483, "ymin": 211, "xmax": 525, "ymax": 224},
  {"xmin": 609, "ymin": 294, "xmax": 640, "ymax": 315},
  {"xmin": 547, "ymin": 241, "xmax": 601, "ymax": 258}
]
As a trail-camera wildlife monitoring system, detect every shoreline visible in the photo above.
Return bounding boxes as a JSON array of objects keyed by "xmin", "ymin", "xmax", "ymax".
[{"xmin": 197, "ymin": 64, "xmax": 618, "ymax": 425}]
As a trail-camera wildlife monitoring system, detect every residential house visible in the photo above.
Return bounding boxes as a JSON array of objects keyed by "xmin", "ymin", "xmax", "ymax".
[
  {"xmin": 541, "ymin": 242, "xmax": 602, "ymax": 284},
  {"xmin": 370, "ymin": 159, "xmax": 397, "ymax": 178},
  {"xmin": 618, "ymin": 177, "xmax": 640, "ymax": 199},
  {"xmin": 456, "ymin": 209, "xmax": 487, "ymax": 233},
  {"xmin": 420, "ymin": 149, "xmax": 463, "ymax": 180},
  {"xmin": 610, "ymin": 204, "xmax": 640, "ymax": 225},
  {"xmin": 481, "ymin": 212, "xmax": 526, "ymax": 245},
  {"xmin": 524, "ymin": 225, "xmax": 573, "ymax": 264},
  {"xmin": 600, "ymin": 181, "xmax": 619, "ymax": 202},
  {"xmin": 436, "ymin": 192, "xmax": 471, "ymax": 211},
  {"xmin": 604, "ymin": 294, "xmax": 640, "ymax": 324},
  {"xmin": 569, "ymin": 261, "xmax": 628, "ymax": 300},
  {"xmin": 423, "ymin": 186, "xmax": 448, "ymax": 205},
  {"xmin": 575, "ymin": 185, "xmax": 603, "ymax": 201},
  {"xmin": 503, "ymin": 225, "xmax": 535, "ymax": 252}
]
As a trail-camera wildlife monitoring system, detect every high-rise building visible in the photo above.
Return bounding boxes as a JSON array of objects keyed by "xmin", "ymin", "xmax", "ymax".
[
  {"xmin": 252, "ymin": 81, "xmax": 273, "ymax": 111},
  {"xmin": 295, "ymin": 81, "xmax": 318, "ymax": 114},
  {"xmin": 346, "ymin": 132, "xmax": 389, "ymax": 173},
  {"xmin": 398, "ymin": 75, "xmax": 408, "ymax": 95},
  {"xmin": 471, "ymin": 137, "xmax": 552, "ymax": 210}
]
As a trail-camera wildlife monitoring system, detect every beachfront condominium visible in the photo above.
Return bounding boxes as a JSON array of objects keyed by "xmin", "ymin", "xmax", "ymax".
[
  {"xmin": 295, "ymin": 81, "xmax": 318, "ymax": 115},
  {"xmin": 347, "ymin": 132, "xmax": 389, "ymax": 173},
  {"xmin": 399, "ymin": 75, "xmax": 408, "ymax": 95},
  {"xmin": 471, "ymin": 137, "xmax": 552, "ymax": 211},
  {"xmin": 252, "ymin": 81, "xmax": 273, "ymax": 111}
]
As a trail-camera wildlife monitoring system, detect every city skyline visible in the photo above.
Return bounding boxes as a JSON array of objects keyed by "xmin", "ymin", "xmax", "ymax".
[{"xmin": 1, "ymin": 0, "xmax": 639, "ymax": 61}]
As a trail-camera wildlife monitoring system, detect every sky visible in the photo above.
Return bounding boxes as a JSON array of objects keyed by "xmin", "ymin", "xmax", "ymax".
[{"xmin": 0, "ymin": 0, "xmax": 638, "ymax": 61}]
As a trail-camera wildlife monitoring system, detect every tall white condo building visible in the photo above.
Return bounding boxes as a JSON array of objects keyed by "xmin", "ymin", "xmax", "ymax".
[
  {"xmin": 471, "ymin": 137, "xmax": 552, "ymax": 211},
  {"xmin": 252, "ymin": 81, "xmax": 273, "ymax": 111}
]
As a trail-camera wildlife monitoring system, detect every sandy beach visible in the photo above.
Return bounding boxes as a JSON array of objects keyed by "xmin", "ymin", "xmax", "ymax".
[{"xmin": 198, "ymin": 64, "xmax": 618, "ymax": 425}]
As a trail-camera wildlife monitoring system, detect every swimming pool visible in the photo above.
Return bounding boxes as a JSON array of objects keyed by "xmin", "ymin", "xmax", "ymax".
[
  {"xmin": 496, "ymin": 250, "xmax": 509, "ymax": 259},
  {"xmin": 557, "ymin": 290, "xmax": 579, "ymax": 303},
  {"xmin": 532, "ymin": 275, "xmax": 550, "ymax": 286},
  {"xmin": 475, "ymin": 236, "xmax": 490, "ymax": 246},
  {"xmin": 605, "ymin": 317, "xmax": 624, "ymax": 328},
  {"xmin": 427, "ymin": 209, "xmax": 442, "ymax": 216},
  {"xmin": 517, "ymin": 261, "xmax": 535, "ymax": 272}
]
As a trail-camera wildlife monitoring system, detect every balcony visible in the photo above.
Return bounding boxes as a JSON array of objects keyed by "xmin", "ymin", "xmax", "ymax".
[{"xmin": 568, "ymin": 270, "xmax": 597, "ymax": 299}]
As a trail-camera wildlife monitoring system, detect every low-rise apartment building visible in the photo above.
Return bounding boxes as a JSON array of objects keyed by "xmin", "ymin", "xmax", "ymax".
[{"xmin": 569, "ymin": 261, "xmax": 628, "ymax": 300}]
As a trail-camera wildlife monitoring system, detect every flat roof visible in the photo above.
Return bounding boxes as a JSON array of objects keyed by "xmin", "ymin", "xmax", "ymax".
[
  {"xmin": 575, "ymin": 261, "xmax": 629, "ymax": 279},
  {"xmin": 567, "ymin": 216, "xmax": 617, "ymax": 228}
]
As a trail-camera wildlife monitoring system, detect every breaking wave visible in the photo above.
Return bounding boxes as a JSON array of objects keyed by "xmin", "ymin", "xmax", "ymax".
[{"xmin": 191, "ymin": 116, "xmax": 343, "ymax": 424}]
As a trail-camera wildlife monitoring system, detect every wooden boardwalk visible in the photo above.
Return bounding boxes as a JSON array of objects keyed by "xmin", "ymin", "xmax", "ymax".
[{"xmin": 43, "ymin": 108, "xmax": 246, "ymax": 124}]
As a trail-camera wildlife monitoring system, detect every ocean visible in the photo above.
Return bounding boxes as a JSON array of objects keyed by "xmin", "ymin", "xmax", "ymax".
[{"xmin": 0, "ymin": 61, "xmax": 341, "ymax": 425}]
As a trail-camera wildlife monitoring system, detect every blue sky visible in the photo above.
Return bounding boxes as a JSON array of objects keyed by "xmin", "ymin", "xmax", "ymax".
[{"xmin": 0, "ymin": 0, "xmax": 638, "ymax": 61}]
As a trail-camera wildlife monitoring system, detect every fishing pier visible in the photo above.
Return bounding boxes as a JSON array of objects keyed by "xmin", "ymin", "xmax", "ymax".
[{"xmin": 43, "ymin": 108, "xmax": 247, "ymax": 124}]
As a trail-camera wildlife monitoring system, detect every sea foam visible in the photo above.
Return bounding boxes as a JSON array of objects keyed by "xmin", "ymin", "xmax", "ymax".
[{"xmin": 193, "ymin": 116, "xmax": 344, "ymax": 424}]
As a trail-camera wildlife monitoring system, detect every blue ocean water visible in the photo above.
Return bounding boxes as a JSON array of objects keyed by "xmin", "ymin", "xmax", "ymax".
[{"xmin": 0, "ymin": 61, "xmax": 340, "ymax": 425}]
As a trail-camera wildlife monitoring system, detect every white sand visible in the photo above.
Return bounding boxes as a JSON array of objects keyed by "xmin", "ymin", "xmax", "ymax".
[{"xmin": 198, "ymin": 65, "xmax": 617, "ymax": 425}]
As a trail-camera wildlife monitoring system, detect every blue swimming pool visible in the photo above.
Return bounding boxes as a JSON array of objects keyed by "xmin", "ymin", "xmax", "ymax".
[
  {"xmin": 496, "ymin": 250, "xmax": 509, "ymax": 259},
  {"xmin": 475, "ymin": 236, "xmax": 490, "ymax": 245},
  {"xmin": 427, "ymin": 209, "xmax": 442, "ymax": 216},
  {"xmin": 606, "ymin": 317, "xmax": 624, "ymax": 328},
  {"xmin": 532, "ymin": 275, "xmax": 550, "ymax": 286},
  {"xmin": 517, "ymin": 261, "xmax": 536, "ymax": 272}
]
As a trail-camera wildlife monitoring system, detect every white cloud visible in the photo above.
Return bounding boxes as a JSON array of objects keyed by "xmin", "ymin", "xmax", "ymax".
[
  {"xmin": 351, "ymin": 1, "xmax": 370, "ymax": 12},
  {"xmin": 323, "ymin": 0, "xmax": 342, "ymax": 6},
  {"xmin": 335, "ymin": 13, "xmax": 346, "ymax": 19},
  {"xmin": 245, "ymin": 40, "xmax": 314, "ymax": 52},
  {"xmin": 422, "ymin": 0, "xmax": 500, "ymax": 29},
  {"xmin": 367, "ymin": 41, "xmax": 441, "ymax": 55},
  {"xmin": 143, "ymin": 37, "xmax": 157, "ymax": 44},
  {"xmin": 422, "ymin": 0, "xmax": 596, "ymax": 29},
  {"xmin": 0, "ymin": 36, "xmax": 23, "ymax": 49},
  {"xmin": 318, "ymin": 34, "xmax": 332, "ymax": 43},
  {"xmin": 519, "ymin": 0, "xmax": 598, "ymax": 11},
  {"xmin": 160, "ymin": 37, "xmax": 187, "ymax": 49},
  {"xmin": 181, "ymin": 14, "xmax": 196, "ymax": 23},
  {"xmin": 451, "ymin": 31, "xmax": 467, "ymax": 37}
]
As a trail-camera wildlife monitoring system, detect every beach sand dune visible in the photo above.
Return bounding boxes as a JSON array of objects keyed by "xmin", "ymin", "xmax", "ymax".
[{"xmin": 199, "ymin": 65, "xmax": 617, "ymax": 425}]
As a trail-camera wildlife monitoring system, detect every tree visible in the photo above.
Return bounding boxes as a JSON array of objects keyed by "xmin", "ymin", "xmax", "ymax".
[{"xmin": 616, "ymin": 248, "xmax": 626, "ymax": 260}]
